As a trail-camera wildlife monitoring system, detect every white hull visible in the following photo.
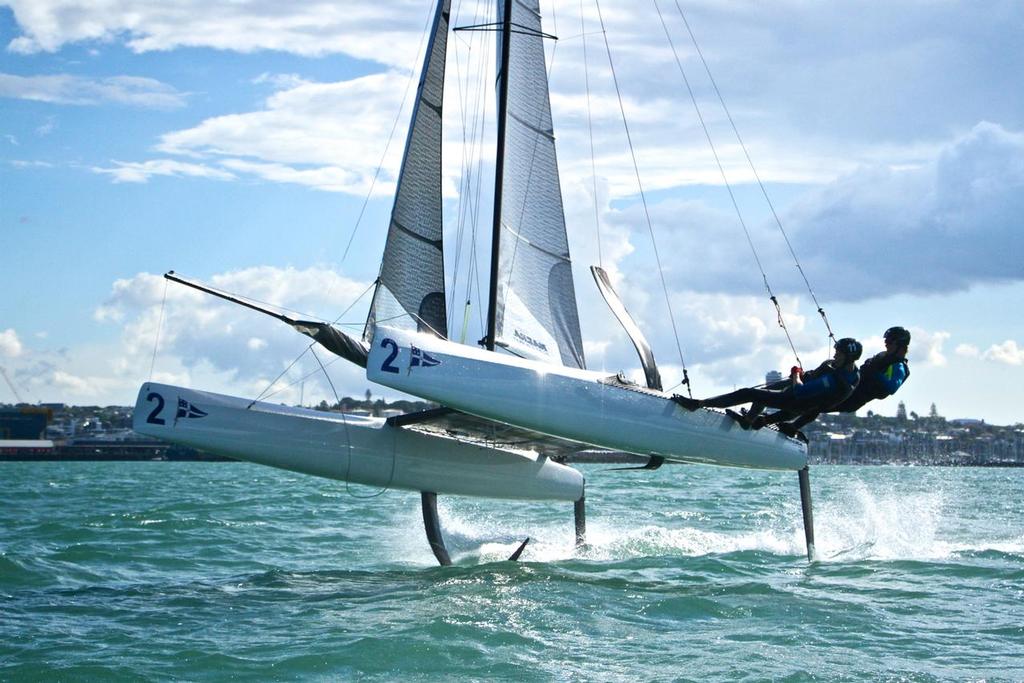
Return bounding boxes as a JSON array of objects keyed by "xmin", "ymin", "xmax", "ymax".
[
  {"xmin": 367, "ymin": 327, "xmax": 808, "ymax": 471},
  {"xmin": 132, "ymin": 383, "xmax": 584, "ymax": 501}
]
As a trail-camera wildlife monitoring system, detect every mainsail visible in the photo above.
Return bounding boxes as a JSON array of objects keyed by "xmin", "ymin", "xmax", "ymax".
[
  {"xmin": 364, "ymin": 0, "xmax": 452, "ymax": 343},
  {"xmin": 491, "ymin": 0, "xmax": 586, "ymax": 369}
]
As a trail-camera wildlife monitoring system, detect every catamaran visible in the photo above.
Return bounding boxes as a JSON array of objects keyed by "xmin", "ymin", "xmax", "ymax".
[{"xmin": 134, "ymin": 0, "xmax": 818, "ymax": 565}]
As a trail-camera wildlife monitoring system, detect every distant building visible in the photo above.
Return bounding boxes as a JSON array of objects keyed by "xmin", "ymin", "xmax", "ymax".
[
  {"xmin": 0, "ymin": 407, "xmax": 52, "ymax": 439},
  {"xmin": 765, "ymin": 370, "xmax": 783, "ymax": 385},
  {"xmin": 949, "ymin": 418, "xmax": 985, "ymax": 427}
]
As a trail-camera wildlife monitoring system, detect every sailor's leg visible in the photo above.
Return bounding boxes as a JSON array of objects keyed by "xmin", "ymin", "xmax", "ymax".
[
  {"xmin": 703, "ymin": 387, "xmax": 790, "ymax": 410},
  {"xmin": 760, "ymin": 410, "xmax": 786, "ymax": 426},
  {"xmin": 788, "ymin": 411, "xmax": 821, "ymax": 431},
  {"xmin": 701, "ymin": 387, "xmax": 763, "ymax": 409}
]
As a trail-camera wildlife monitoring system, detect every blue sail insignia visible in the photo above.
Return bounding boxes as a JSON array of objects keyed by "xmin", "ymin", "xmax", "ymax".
[
  {"xmin": 176, "ymin": 398, "xmax": 209, "ymax": 419},
  {"xmin": 410, "ymin": 346, "xmax": 441, "ymax": 368}
]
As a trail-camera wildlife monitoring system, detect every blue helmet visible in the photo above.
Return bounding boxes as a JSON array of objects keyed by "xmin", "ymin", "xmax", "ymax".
[
  {"xmin": 834, "ymin": 337, "xmax": 863, "ymax": 362},
  {"xmin": 884, "ymin": 326, "xmax": 911, "ymax": 346}
]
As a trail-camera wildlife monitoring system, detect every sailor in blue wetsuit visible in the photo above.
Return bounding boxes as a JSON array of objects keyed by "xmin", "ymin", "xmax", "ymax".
[
  {"xmin": 770, "ymin": 327, "xmax": 911, "ymax": 439},
  {"xmin": 673, "ymin": 338, "xmax": 864, "ymax": 428}
]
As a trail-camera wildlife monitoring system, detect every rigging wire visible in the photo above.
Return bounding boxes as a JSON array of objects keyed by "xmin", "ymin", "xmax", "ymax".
[
  {"xmin": 246, "ymin": 343, "xmax": 315, "ymax": 409},
  {"xmin": 447, "ymin": 0, "xmax": 473, "ymax": 326},
  {"xmin": 254, "ymin": 352, "xmax": 341, "ymax": 403},
  {"xmin": 148, "ymin": 277, "xmax": 169, "ymax": 381},
  {"xmin": 652, "ymin": 0, "xmax": 803, "ymax": 369},
  {"xmin": 466, "ymin": 0, "xmax": 493, "ymax": 337},
  {"xmin": 337, "ymin": 4, "xmax": 437, "ymax": 268},
  {"xmin": 499, "ymin": 4, "xmax": 565, "ymax": 326},
  {"xmin": 467, "ymin": 18, "xmax": 491, "ymax": 339},
  {"xmin": 311, "ymin": 347, "xmax": 340, "ymax": 406},
  {"xmin": 580, "ymin": 0, "xmax": 603, "ymax": 268},
  {"xmin": 255, "ymin": 7, "xmax": 436, "ymax": 411},
  {"xmin": 672, "ymin": 0, "xmax": 835, "ymax": 343},
  {"xmin": 329, "ymin": 278, "xmax": 378, "ymax": 326},
  {"xmin": 593, "ymin": 0, "xmax": 693, "ymax": 394},
  {"xmin": 307, "ymin": 350, "xmax": 395, "ymax": 499},
  {"xmin": 449, "ymin": 0, "xmax": 492, "ymax": 337}
]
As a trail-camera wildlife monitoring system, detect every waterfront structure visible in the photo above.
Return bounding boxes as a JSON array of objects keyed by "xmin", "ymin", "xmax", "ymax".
[{"xmin": 0, "ymin": 407, "xmax": 51, "ymax": 439}]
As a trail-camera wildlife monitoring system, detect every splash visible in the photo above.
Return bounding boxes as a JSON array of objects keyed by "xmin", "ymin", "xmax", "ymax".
[
  {"xmin": 387, "ymin": 498, "xmax": 804, "ymax": 565},
  {"xmin": 381, "ymin": 476, "xmax": 1024, "ymax": 566},
  {"xmin": 813, "ymin": 478, "xmax": 1023, "ymax": 561},
  {"xmin": 812, "ymin": 481, "xmax": 946, "ymax": 560}
]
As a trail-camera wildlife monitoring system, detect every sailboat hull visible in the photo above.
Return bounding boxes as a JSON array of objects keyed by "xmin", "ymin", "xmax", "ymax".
[
  {"xmin": 132, "ymin": 383, "xmax": 584, "ymax": 501},
  {"xmin": 367, "ymin": 327, "xmax": 808, "ymax": 471}
]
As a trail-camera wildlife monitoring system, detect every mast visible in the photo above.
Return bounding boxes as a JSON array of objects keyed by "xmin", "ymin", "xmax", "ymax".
[{"xmin": 486, "ymin": 0, "xmax": 513, "ymax": 351}]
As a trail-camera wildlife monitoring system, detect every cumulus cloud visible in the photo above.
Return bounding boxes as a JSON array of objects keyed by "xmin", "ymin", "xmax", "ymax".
[
  {"xmin": 51, "ymin": 369, "xmax": 90, "ymax": 393},
  {"xmin": 600, "ymin": 122, "xmax": 1024, "ymax": 304},
  {"xmin": 127, "ymin": 73, "xmax": 419, "ymax": 195},
  {"xmin": 95, "ymin": 267, "xmax": 374, "ymax": 405},
  {"xmin": 914, "ymin": 330, "xmax": 951, "ymax": 368},
  {"xmin": 10, "ymin": 160, "xmax": 53, "ymax": 168},
  {"xmin": 0, "ymin": 328, "xmax": 24, "ymax": 357},
  {"xmin": 0, "ymin": 72, "xmax": 186, "ymax": 108},
  {"xmin": 90, "ymin": 159, "xmax": 236, "ymax": 183},
  {"xmin": 36, "ymin": 116, "xmax": 57, "ymax": 135},
  {"xmin": 782, "ymin": 122, "xmax": 1024, "ymax": 301},
  {"xmin": 3, "ymin": 0, "xmax": 431, "ymax": 66},
  {"xmin": 955, "ymin": 343, "xmax": 979, "ymax": 358},
  {"xmin": 982, "ymin": 340, "xmax": 1024, "ymax": 366}
]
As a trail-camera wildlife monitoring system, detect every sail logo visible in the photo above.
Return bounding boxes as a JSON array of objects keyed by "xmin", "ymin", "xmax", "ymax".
[
  {"xmin": 410, "ymin": 346, "xmax": 441, "ymax": 368},
  {"xmin": 513, "ymin": 329, "xmax": 549, "ymax": 353},
  {"xmin": 176, "ymin": 398, "xmax": 208, "ymax": 420}
]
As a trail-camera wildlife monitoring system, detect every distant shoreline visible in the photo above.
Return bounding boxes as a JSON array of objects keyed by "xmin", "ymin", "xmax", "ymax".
[{"xmin": 2, "ymin": 448, "xmax": 1022, "ymax": 467}]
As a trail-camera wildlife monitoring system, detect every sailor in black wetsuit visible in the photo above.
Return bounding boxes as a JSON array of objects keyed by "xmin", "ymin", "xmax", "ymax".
[
  {"xmin": 673, "ymin": 338, "xmax": 864, "ymax": 431},
  {"xmin": 768, "ymin": 326, "xmax": 911, "ymax": 439}
]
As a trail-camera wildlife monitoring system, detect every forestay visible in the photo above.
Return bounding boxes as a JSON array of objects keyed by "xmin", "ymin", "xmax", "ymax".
[
  {"xmin": 364, "ymin": 0, "xmax": 452, "ymax": 343},
  {"xmin": 493, "ymin": 0, "xmax": 585, "ymax": 369}
]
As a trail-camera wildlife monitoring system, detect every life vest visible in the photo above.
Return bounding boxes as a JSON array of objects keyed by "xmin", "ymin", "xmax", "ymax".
[
  {"xmin": 792, "ymin": 363, "xmax": 859, "ymax": 402},
  {"xmin": 877, "ymin": 358, "xmax": 909, "ymax": 396}
]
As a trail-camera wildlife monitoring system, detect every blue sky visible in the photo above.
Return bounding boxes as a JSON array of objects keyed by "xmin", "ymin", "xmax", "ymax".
[{"xmin": 1, "ymin": 0, "xmax": 1022, "ymax": 425}]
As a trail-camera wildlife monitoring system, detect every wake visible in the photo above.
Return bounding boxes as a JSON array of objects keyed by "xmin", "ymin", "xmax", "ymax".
[{"xmin": 384, "ymin": 477, "xmax": 1024, "ymax": 565}]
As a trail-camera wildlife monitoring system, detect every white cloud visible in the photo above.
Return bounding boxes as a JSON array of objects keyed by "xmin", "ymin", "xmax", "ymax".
[
  {"xmin": 781, "ymin": 122, "xmax": 1024, "ymax": 301},
  {"xmin": 252, "ymin": 72, "xmax": 309, "ymax": 89},
  {"xmin": 0, "ymin": 328, "xmax": 24, "ymax": 357},
  {"xmin": 594, "ymin": 122, "xmax": 1024, "ymax": 304},
  {"xmin": 219, "ymin": 159, "xmax": 362, "ymax": 194},
  {"xmin": 93, "ymin": 267, "xmax": 375, "ymax": 405},
  {"xmin": 142, "ymin": 73, "xmax": 414, "ymax": 195},
  {"xmin": 36, "ymin": 116, "xmax": 57, "ymax": 135},
  {"xmin": 3, "ymin": 0, "xmax": 431, "ymax": 66},
  {"xmin": 982, "ymin": 340, "xmax": 1024, "ymax": 366},
  {"xmin": 91, "ymin": 159, "xmax": 236, "ymax": 183},
  {"xmin": 10, "ymin": 160, "xmax": 54, "ymax": 168},
  {"xmin": 0, "ymin": 72, "xmax": 187, "ymax": 108},
  {"xmin": 914, "ymin": 330, "xmax": 951, "ymax": 368},
  {"xmin": 955, "ymin": 343, "xmax": 979, "ymax": 358},
  {"xmin": 51, "ymin": 369, "xmax": 90, "ymax": 393}
]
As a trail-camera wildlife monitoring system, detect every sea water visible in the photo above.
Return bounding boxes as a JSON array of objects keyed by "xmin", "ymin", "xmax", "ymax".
[{"xmin": 1, "ymin": 462, "xmax": 1022, "ymax": 681}]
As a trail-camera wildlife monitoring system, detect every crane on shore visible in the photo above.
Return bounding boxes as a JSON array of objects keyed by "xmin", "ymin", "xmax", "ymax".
[{"xmin": 1, "ymin": 366, "xmax": 24, "ymax": 403}]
